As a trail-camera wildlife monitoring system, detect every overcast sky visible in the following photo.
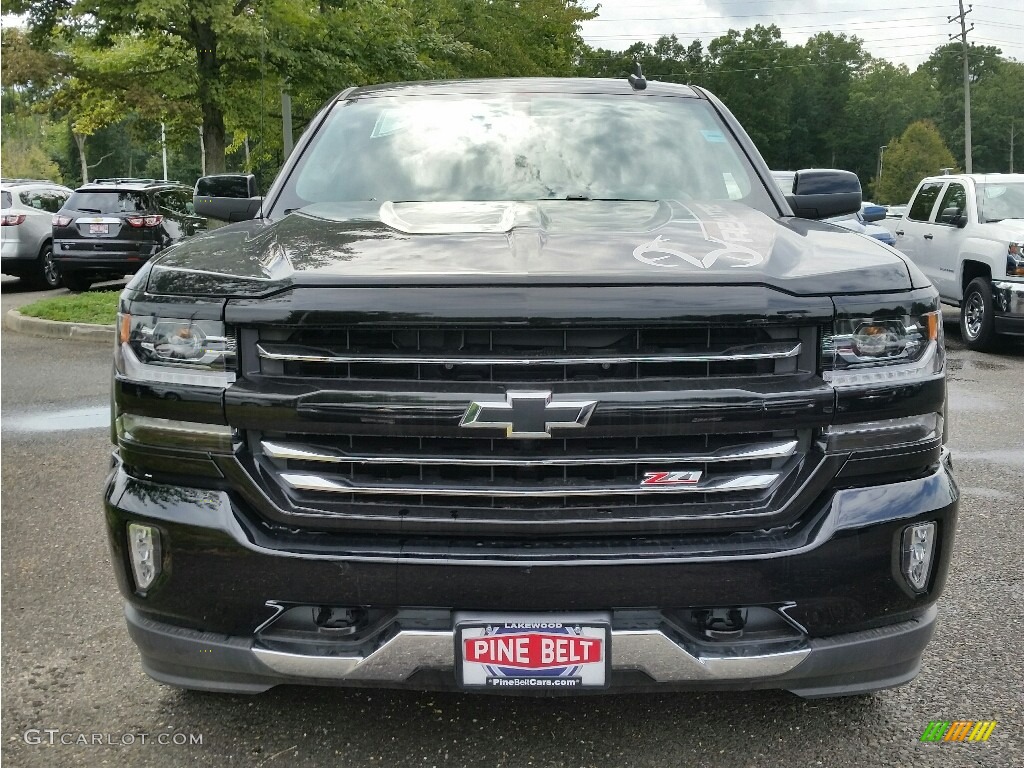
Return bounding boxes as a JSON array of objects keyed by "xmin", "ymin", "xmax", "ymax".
[{"xmin": 579, "ymin": 0, "xmax": 1023, "ymax": 70}]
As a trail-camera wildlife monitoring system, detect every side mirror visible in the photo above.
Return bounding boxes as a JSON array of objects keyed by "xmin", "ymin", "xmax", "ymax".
[
  {"xmin": 938, "ymin": 206, "xmax": 965, "ymax": 227},
  {"xmin": 861, "ymin": 204, "xmax": 887, "ymax": 223},
  {"xmin": 193, "ymin": 173, "xmax": 262, "ymax": 222},
  {"xmin": 785, "ymin": 169, "xmax": 862, "ymax": 220}
]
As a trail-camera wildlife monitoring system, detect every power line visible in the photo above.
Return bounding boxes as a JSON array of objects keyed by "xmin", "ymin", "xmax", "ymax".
[
  {"xmin": 580, "ymin": 5, "xmax": 988, "ymax": 22},
  {"xmin": 581, "ymin": 16, "xmax": 943, "ymax": 39}
]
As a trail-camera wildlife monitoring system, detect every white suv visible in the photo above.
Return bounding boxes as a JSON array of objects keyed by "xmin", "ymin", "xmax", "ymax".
[{"xmin": 1, "ymin": 178, "xmax": 74, "ymax": 289}]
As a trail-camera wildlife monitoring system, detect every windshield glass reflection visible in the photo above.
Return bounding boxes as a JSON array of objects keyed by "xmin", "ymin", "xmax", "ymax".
[
  {"xmin": 977, "ymin": 182, "xmax": 1024, "ymax": 223},
  {"xmin": 279, "ymin": 94, "xmax": 775, "ymax": 215}
]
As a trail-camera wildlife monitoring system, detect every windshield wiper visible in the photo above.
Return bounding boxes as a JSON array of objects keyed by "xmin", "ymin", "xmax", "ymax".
[{"xmin": 557, "ymin": 195, "xmax": 656, "ymax": 202}]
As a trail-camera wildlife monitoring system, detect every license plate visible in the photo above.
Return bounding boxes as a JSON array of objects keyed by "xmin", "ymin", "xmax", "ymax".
[
  {"xmin": 456, "ymin": 613, "xmax": 610, "ymax": 690},
  {"xmin": 89, "ymin": 223, "xmax": 108, "ymax": 234}
]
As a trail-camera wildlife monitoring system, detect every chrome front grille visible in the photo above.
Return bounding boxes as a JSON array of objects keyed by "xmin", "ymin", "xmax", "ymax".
[
  {"xmin": 255, "ymin": 325, "xmax": 808, "ymax": 382},
  {"xmin": 249, "ymin": 430, "xmax": 810, "ymax": 513},
  {"xmin": 237, "ymin": 322, "xmax": 823, "ymax": 534}
]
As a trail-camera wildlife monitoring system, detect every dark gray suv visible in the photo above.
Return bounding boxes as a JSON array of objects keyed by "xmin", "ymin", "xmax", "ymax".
[{"xmin": 52, "ymin": 178, "xmax": 206, "ymax": 292}]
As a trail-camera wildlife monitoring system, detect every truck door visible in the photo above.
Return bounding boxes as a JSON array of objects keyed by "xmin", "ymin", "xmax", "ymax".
[
  {"xmin": 929, "ymin": 181, "xmax": 970, "ymax": 299},
  {"xmin": 896, "ymin": 180, "xmax": 944, "ymax": 288}
]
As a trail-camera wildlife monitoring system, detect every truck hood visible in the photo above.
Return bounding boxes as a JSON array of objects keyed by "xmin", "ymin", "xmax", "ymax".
[
  {"xmin": 977, "ymin": 219, "xmax": 1024, "ymax": 240},
  {"xmin": 146, "ymin": 200, "xmax": 914, "ymax": 297}
]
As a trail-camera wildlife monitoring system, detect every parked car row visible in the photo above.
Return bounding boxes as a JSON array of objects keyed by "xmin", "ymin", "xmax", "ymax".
[{"xmin": 1, "ymin": 177, "xmax": 203, "ymax": 292}]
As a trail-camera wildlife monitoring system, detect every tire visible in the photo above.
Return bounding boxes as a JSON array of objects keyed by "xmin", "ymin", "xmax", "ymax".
[
  {"xmin": 62, "ymin": 273, "xmax": 93, "ymax": 293},
  {"xmin": 30, "ymin": 242, "xmax": 62, "ymax": 290},
  {"xmin": 960, "ymin": 277, "xmax": 998, "ymax": 351}
]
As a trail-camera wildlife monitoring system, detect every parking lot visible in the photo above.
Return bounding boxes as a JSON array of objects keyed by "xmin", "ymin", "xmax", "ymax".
[{"xmin": 1, "ymin": 276, "xmax": 1022, "ymax": 768}]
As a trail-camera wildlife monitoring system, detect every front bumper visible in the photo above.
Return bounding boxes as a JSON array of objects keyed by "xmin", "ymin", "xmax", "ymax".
[
  {"xmin": 105, "ymin": 454, "xmax": 958, "ymax": 697},
  {"xmin": 127, "ymin": 602, "xmax": 937, "ymax": 698},
  {"xmin": 993, "ymin": 280, "xmax": 1024, "ymax": 336}
]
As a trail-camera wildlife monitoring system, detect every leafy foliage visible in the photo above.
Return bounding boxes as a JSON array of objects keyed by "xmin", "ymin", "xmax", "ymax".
[
  {"xmin": 874, "ymin": 121, "xmax": 958, "ymax": 204},
  {"xmin": 3, "ymin": 3, "xmax": 1020, "ymax": 191}
]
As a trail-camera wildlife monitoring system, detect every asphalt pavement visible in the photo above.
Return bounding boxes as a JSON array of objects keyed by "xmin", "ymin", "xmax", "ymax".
[{"xmin": 1, "ymin": 275, "xmax": 1022, "ymax": 767}]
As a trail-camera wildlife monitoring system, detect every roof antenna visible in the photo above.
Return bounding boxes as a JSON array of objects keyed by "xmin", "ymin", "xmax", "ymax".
[{"xmin": 628, "ymin": 60, "xmax": 647, "ymax": 91}]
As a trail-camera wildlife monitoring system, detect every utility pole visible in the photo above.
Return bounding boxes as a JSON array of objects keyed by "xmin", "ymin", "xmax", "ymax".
[
  {"xmin": 948, "ymin": 1, "xmax": 974, "ymax": 173},
  {"xmin": 281, "ymin": 84, "xmax": 293, "ymax": 158},
  {"xmin": 877, "ymin": 145, "xmax": 887, "ymax": 196},
  {"xmin": 160, "ymin": 122, "xmax": 169, "ymax": 181},
  {"xmin": 198, "ymin": 126, "xmax": 206, "ymax": 176},
  {"xmin": 1011, "ymin": 119, "xmax": 1016, "ymax": 173}
]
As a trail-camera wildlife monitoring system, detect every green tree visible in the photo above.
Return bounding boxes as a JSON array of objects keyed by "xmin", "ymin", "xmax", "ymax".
[
  {"xmin": 783, "ymin": 33, "xmax": 868, "ymax": 170},
  {"xmin": 837, "ymin": 60, "xmax": 938, "ymax": 194},
  {"xmin": 578, "ymin": 35, "xmax": 707, "ymax": 85},
  {"xmin": 0, "ymin": 113, "xmax": 64, "ymax": 181},
  {"xmin": 875, "ymin": 121, "xmax": 957, "ymax": 204},
  {"xmin": 916, "ymin": 42, "xmax": 1005, "ymax": 170},
  {"xmin": 970, "ymin": 60, "xmax": 1024, "ymax": 172},
  {"xmin": 10, "ymin": 1, "xmax": 594, "ymax": 177},
  {"xmin": 419, "ymin": 0, "xmax": 594, "ymax": 78},
  {"xmin": 706, "ymin": 25, "xmax": 794, "ymax": 167}
]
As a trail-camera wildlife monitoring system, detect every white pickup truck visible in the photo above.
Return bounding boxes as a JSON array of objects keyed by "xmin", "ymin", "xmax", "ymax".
[{"xmin": 894, "ymin": 173, "xmax": 1024, "ymax": 350}]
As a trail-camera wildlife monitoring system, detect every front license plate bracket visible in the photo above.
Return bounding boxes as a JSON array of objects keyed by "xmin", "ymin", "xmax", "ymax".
[{"xmin": 454, "ymin": 612, "xmax": 611, "ymax": 690}]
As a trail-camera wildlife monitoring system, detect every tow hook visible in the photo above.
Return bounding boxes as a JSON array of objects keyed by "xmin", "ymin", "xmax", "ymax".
[{"xmin": 694, "ymin": 608, "xmax": 748, "ymax": 640}]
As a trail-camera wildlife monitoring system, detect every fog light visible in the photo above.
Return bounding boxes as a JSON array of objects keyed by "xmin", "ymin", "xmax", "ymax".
[
  {"xmin": 128, "ymin": 523, "xmax": 161, "ymax": 591},
  {"xmin": 901, "ymin": 522, "xmax": 936, "ymax": 592}
]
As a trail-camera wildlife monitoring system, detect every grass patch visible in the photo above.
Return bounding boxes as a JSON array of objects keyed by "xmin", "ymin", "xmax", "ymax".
[{"xmin": 19, "ymin": 290, "xmax": 120, "ymax": 325}]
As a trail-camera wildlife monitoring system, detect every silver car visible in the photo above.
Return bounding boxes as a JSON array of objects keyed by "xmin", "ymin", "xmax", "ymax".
[{"xmin": 1, "ymin": 178, "xmax": 74, "ymax": 288}]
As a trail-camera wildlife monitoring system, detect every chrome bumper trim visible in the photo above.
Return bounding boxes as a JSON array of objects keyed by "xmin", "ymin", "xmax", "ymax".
[
  {"xmin": 252, "ymin": 628, "xmax": 809, "ymax": 682},
  {"xmin": 993, "ymin": 280, "xmax": 1024, "ymax": 316}
]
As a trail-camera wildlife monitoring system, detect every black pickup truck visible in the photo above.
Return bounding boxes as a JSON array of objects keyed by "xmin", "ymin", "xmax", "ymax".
[{"xmin": 106, "ymin": 77, "xmax": 957, "ymax": 698}]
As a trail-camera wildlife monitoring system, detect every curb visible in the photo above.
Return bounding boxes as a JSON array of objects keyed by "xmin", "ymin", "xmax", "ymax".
[{"xmin": 4, "ymin": 309, "xmax": 115, "ymax": 344}]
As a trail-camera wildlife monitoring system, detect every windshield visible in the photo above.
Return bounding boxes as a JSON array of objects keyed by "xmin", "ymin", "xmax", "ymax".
[
  {"xmin": 1, "ymin": 191, "xmax": 11, "ymax": 209},
  {"xmin": 273, "ymin": 94, "xmax": 776, "ymax": 216},
  {"xmin": 976, "ymin": 182, "xmax": 1024, "ymax": 223},
  {"xmin": 66, "ymin": 191, "xmax": 149, "ymax": 214}
]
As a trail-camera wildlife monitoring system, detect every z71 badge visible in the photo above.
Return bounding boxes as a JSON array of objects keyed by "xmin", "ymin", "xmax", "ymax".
[{"xmin": 641, "ymin": 470, "xmax": 703, "ymax": 486}]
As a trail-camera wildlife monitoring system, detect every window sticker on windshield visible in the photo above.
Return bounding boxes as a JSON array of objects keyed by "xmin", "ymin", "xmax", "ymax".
[
  {"xmin": 722, "ymin": 173, "xmax": 743, "ymax": 200},
  {"xmin": 701, "ymin": 130, "xmax": 726, "ymax": 143},
  {"xmin": 371, "ymin": 110, "xmax": 408, "ymax": 139}
]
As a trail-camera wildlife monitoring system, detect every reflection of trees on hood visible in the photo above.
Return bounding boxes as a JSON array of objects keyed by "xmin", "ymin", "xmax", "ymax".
[{"xmin": 120, "ymin": 476, "xmax": 222, "ymax": 515}]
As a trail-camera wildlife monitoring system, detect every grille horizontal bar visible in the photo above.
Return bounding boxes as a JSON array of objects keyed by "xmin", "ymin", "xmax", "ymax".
[
  {"xmin": 278, "ymin": 471, "xmax": 782, "ymax": 497},
  {"xmin": 256, "ymin": 341, "xmax": 801, "ymax": 366},
  {"xmin": 261, "ymin": 438, "xmax": 799, "ymax": 467}
]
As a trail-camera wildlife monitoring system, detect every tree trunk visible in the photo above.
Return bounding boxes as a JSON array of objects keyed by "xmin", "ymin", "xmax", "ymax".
[
  {"xmin": 73, "ymin": 132, "xmax": 89, "ymax": 184},
  {"xmin": 195, "ymin": 21, "xmax": 227, "ymax": 174}
]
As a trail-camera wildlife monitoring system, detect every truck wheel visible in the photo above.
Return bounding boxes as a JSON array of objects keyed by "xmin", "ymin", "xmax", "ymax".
[
  {"xmin": 31, "ymin": 242, "xmax": 62, "ymax": 290},
  {"xmin": 63, "ymin": 274, "xmax": 93, "ymax": 293},
  {"xmin": 960, "ymin": 277, "xmax": 998, "ymax": 351}
]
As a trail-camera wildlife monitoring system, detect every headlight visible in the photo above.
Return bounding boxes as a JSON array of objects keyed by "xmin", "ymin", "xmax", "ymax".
[
  {"xmin": 822, "ymin": 309, "xmax": 943, "ymax": 387},
  {"xmin": 1008, "ymin": 242, "xmax": 1024, "ymax": 276},
  {"xmin": 116, "ymin": 313, "xmax": 236, "ymax": 387}
]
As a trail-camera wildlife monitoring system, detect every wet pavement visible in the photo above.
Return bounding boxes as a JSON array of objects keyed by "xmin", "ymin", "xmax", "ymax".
[{"xmin": 1, "ymin": 285, "xmax": 1022, "ymax": 768}]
